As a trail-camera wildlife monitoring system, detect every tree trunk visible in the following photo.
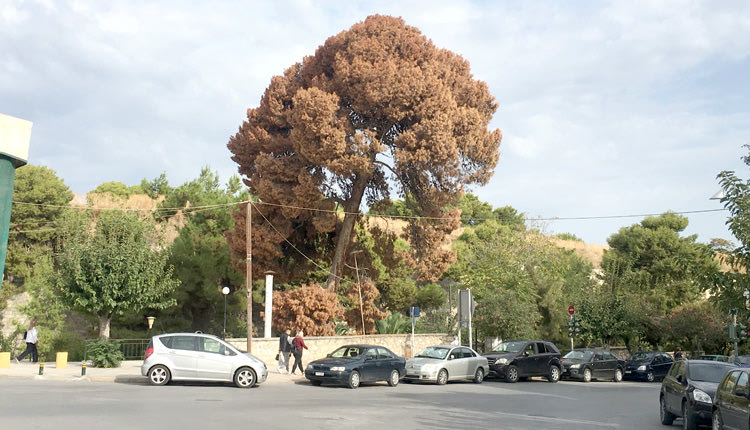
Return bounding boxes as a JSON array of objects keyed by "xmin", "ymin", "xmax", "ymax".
[
  {"xmin": 326, "ymin": 174, "xmax": 369, "ymax": 290},
  {"xmin": 98, "ymin": 315, "xmax": 111, "ymax": 339}
]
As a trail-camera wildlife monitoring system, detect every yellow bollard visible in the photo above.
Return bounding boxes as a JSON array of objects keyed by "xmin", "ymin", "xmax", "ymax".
[
  {"xmin": 38, "ymin": 362, "xmax": 44, "ymax": 375},
  {"xmin": 55, "ymin": 351, "xmax": 68, "ymax": 369},
  {"xmin": 0, "ymin": 351, "xmax": 10, "ymax": 368},
  {"xmin": 81, "ymin": 362, "xmax": 86, "ymax": 376}
]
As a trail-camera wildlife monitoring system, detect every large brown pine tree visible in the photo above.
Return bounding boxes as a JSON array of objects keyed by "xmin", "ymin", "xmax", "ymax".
[{"xmin": 227, "ymin": 15, "xmax": 501, "ymax": 289}]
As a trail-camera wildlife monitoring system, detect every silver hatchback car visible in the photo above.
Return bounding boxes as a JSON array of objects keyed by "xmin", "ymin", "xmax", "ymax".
[
  {"xmin": 405, "ymin": 345, "xmax": 489, "ymax": 385},
  {"xmin": 141, "ymin": 333, "xmax": 267, "ymax": 388}
]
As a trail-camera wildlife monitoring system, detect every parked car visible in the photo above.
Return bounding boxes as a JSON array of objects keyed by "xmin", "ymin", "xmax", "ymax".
[
  {"xmin": 699, "ymin": 354, "xmax": 730, "ymax": 362},
  {"xmin": 305, "ymin": 344, "xmax": 406, "ymax": 389},
  {"xmin": 624, "ymin": 351, "xmax": 674, "ymax": 382},
  {"xmin": 561, "ymin": 349, "xmax": 625, "ymax": 382},
  {"xmin": 141, "ymin": 332, "xmax": 267, "ymax": 388},
  {"xmin": 659, "ymin": 359, "xmax": 737, "ymax": 429},
  {"xmin": 404, "ymin": 345, "xmax": 489, "ymax": 385},
  {"xmin": 483, "ymin": 340, "xmax": 562, "ymax": 383},
  {"xmin": 712, "ymin": 367, "xmax": 750, "ymax": 430},
  {"xmin": 730, "ymin": 355, "xmax": 750, "ymax": 368}
]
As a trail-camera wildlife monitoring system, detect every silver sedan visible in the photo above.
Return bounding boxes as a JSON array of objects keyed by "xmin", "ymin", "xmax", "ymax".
[{"xmin": 404, "ymin": 345, "xmax": 489, "ymax": 385}]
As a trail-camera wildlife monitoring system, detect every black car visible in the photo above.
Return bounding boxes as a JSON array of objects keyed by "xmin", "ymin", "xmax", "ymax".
[
  {"xmin": 561, "ymin": 349, "xmax": 625, "ymax": 382},
  {"xmin": 712, "ymin": 367, "xmax": 750, "ymax": 430},
  {"xmin": 483, "ymin": 340, "xmax": 562, "ymax": 383},
  {"xmin": 660, "ymin": 359, "xmax": 737, "ymax": 429},
  {"xmin": 624, "ymin": 351, "xmax": 674, "ymax": 382},
  {"xmin": 304, "ymin": 344, "xmax": 406, "ymax": 389}
]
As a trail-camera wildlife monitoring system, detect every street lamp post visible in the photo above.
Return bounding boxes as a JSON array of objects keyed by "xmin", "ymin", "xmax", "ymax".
[{"xmin": 222, "ymin": 286, "xmax": 230, "ymax": 339}]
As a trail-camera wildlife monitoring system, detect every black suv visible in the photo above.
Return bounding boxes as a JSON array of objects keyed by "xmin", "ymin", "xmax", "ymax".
[
  {"xmin": 483, "ymin": 340, "xmax": 562, "ymax": 383},
  {"xmin": 660, "ymin": 359, "xmax": 736, "ymax": 429}
]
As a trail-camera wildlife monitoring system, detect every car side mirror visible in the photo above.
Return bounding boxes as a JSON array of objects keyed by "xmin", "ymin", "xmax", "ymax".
[
  {"xmin": 523, "ymin": 351, "xmax": 529, "ymax": 357},
  {"xmin": 327, "ymin": 353, "xmax": 332, "ymax": 357},
  {"xmin": 676, "ymin": 374, "xmax": 683, "ymax": 383},
  {"xmin": 449, "ymin": 355, "xmax": 455, "ymax": 360},
  {"xmin": 224, "ymin": 350, "xmax": 231, "ymax": 356}
]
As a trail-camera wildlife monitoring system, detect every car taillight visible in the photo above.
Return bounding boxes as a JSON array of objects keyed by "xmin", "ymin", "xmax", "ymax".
[{"xmin": 144, "ymin": 347, "xmax": 154, "ymax": 360}]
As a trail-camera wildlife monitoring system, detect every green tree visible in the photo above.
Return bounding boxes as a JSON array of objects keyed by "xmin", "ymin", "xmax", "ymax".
[
  {"xmin": 601, "ymin": 212, "xmax": 719, "ymax": 311},
  {"xmin": 56, "ymin": 210, "xmax": 179, "ymax": 338},
  {"xmin": 5, "ymin": 165, "xmax": 73, "ymax": 286},
  {"xmin": 227, "ymin": 15, "xmax": 502, "ymax": 290},
  {"xmin": 154, "ymin": 168, "xmax": 247, "ymax": 335},
  {"xmin": 140, "ymin": 172, "xmax": 171, "ymax": 198},
  {"xmin": 713, "ymin": 145, "xmax": 750, "ymax": 316},
  {"xmin": 90, "ymin": 181, "xmax": 134, "ymax": 199}
]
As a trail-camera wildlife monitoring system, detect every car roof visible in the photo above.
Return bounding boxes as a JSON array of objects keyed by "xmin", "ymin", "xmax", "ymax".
[
  {"xmin": 155, "ymin": 332, "xmax": 220, "ymax": 339},
  {"xmin": 685, "ymin": 359, "xmax": 736, "ymax": 366}
]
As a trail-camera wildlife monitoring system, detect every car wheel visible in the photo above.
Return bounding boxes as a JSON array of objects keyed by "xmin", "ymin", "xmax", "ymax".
[
  {"xmin": 647, "ymin": 371, "xmax": 655, "ymax": 383},
  {"xmin": 505, "ymin": 365, "xmax": 519, "ymax": 383},
  {"xmin": 310, "ymin": 380, "xmax": 322, "ymax": 386},
  {"xmin": 234, "ymin": 367, "xmax": 257, "ymax": 388},
  {"xmin": 473, "ymin": 368, "xmax": 485, "ymax": 384},
  {"xmin": 436, "ymin": 369, "xmax": 448, "ymax": 385},
  {"xmin": 712, "ymin": 409, "xmax": 723, "ymax": 430},
  {"xmin": 660, "ymin": 396, "xmax": 675, "ymax": 425},
  {"xmin": 387, "ymin": 369, "xmax": 400, "ymax": 387},
  {"xmin": 683, "ymin": 401, "xmax": 698, "ymax": 430},
  {"xmin": 614, "ymin": 368, "xmax": 623, "ymax": 382},
  {"xmin": 583, "ymin": 368, "xmax": 592, "ymax": 383},
  {"xmin": 347, "ymin": 370, "xmax": 361, "ymax": 389},
  {"xmin": 148, "ymin": 365, "xmax": 170, "ymax": 386},
  {"xmin": 547, "ymin": 365, "xmax": 560, "ymax": 383}
]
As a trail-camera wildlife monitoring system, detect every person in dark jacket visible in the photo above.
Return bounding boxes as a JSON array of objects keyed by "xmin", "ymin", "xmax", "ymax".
[
  {"xmin": 278, "ymin": 328, "xmax": 292, "ymax": 373},
  {"xmin": 290, "ymin": 330, "xmax": 309, "ymax": 375}
]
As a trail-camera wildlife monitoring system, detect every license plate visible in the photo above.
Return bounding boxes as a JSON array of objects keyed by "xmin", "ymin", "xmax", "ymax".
[
  {"xmin": 315, "ymin": 372, "xmax": 324, "ymax": 376},
  {"xmin": 625, "ymin": 370, "xmax": 631, "ymax": 374}
]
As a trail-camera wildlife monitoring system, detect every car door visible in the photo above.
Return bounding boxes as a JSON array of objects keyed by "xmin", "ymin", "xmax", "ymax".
[
  {"xmin": 462, "ymin": 348, "xmax": 481, "ymax": 379},
  {"xmin": 726, "ymin": 371, "xmax": 749, "ymax": 430},
  {"xmin": 361, "ymin": 347, "xmax": 381, "ymax": 381},
  {"xmin": 194, "ymin": 337, "xmax": 233, "ymax": 381},
  {"xmin": 454, "ymin": 348, "xmax": 473, "ymax": 379},
  {"xmin": 515, "ymin": 342, "xmax": 536, "ymax": 376},
  {"xmin": 664, "ymin": 360, "xmax": 686, "ymax": 415},
  {"xmin": 656, "ymin": 354, "xmax": 674, "ymax": 379},
  {"xmin": 167, "ymin": 335, "xmax": 199, "ymax": 379},
  {"xmin": 591, "ymin": 352, "xmax": 606, "ymax": 379},
  {"xmin": 603, "ymin": 352, "xmax": 619, "ymax": 379},
  {"xmin": 377, "ymin": 347, "xmax": 397, "ymax": 380},
  {"xmin": 535, "ymin": 343, "xmax": 553, "ymax": 375}
]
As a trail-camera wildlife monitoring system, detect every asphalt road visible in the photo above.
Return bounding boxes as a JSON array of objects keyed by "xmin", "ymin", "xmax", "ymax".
[{"xmin": 0, "ymin": 377, "xmax": 681, "ymax": 430}]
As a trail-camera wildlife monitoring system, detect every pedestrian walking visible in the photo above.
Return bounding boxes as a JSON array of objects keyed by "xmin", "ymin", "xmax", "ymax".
[
  {"xmin": 674, "ymin": 347, "xmax": 683, "ymax": 360},
  {"xmin": 16, "ymin": 320, "xmax": 40, "ymax": 363},
  {"xmin": 290, "ymin": 330, "xmax": 308, "ymax": 375},
  {"xmin": 278, "ymin": 328, "xmax": 292, "ymax": 373}
]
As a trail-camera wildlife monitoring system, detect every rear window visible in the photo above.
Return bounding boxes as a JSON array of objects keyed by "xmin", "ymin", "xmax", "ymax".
[{"xmin": 689, "ymin": 363, "xmax": 734, "ymax": 383}]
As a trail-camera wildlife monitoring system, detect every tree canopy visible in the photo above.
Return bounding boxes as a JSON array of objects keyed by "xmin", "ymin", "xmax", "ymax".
[
  {"xmin": 227, "ymin": 15, "xmax": 501, "ymax": 290},
  {"xmin": 56, "ymin": 210, "xmax": 179, "ymax": 338}
]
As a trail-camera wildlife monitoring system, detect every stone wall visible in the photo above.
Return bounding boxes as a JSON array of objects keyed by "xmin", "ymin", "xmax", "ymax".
[
  {"xmin": 225, "ymin": 333, "xmax": 454, "ymax": 366},
  {"xmin": 0, "ymin": 292, "xmax": 30, "ymax": 341}
]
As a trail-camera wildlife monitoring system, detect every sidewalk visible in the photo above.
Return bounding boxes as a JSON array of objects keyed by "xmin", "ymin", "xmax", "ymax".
[{"xmin": 0, "ymin": 360, "xmax": 305, "ymax": 385}]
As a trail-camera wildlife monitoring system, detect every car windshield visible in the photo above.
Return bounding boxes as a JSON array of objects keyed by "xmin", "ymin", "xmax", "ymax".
[
  {"xmin": 415, "ymin": 347, "xmax": 450, "ymax": 360},
  {"xmin": 329, "ymin": 346, "xmax": 365, "ymax": 358},
  {"xmin": 629, "ymin": 352, "xmax": 653, "ymax": 361},
  {"xmin": 689, "ymin": 363, "xmax": 733, "ymax": 383},
  {"xmin": 564, "ymin": 350, "xmax": 594, "ymax": 361},
  {"xmin": 492, "ymin": 341, "xmax": 525, "ymax": 353}
]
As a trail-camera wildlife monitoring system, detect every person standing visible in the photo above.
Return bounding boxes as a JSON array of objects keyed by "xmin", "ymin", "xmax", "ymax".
[
  {"xmin": 290, "ymin": 330, "xmax": 308, "ymax": 375},
  {"xmin": 278, "ymin": 328, "xmax": 292, "ymax": 373},
  {"xmin": 16, "ymin": 320, "xmax": 39, "ymax": 363},
  {"xmin": 674, "ymin": 347, "xmax": 683, "ymax": 360}
]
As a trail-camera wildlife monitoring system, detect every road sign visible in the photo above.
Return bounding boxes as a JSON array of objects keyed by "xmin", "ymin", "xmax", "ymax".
[{"xmin": 568, "ymin": 305, "xmax": 575, "ymax": 316}]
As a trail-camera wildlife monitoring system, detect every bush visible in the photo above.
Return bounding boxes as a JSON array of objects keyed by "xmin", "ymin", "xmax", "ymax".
[
  {"xmin": 52, "ymin": 332, "xmax": 87, "ymax": 361},
  {"xmin": 86, "ymin": 338, "xmax": 124, "ymax": 368}
]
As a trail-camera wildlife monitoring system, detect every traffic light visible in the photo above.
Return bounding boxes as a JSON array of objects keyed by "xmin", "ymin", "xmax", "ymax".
[
  {"xmin": 729, "ymin": 323, "xmax": 738, "ymax": 340},
  {"xmin": 567, "ymin": 317, "xmax": 582, "ymax": 337},
  {"xmin": 739, "ymin": 324, "xmax": 748, "ymax": 339}
]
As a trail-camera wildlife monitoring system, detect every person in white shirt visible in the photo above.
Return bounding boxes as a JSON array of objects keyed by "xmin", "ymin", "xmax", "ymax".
[{"xmin": 16, "ymin": 320, "xmax": 39, "ymax": 363}]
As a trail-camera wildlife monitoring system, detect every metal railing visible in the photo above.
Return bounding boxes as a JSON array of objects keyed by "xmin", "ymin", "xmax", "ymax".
[{"xmin": 83, "ymin": 338, "xmax": 150, "ymax": 361}]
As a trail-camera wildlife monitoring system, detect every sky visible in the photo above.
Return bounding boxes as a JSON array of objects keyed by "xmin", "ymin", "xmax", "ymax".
[{"xmin": 1, "ymin": 0, "xmax": 749, "ymax": 245}]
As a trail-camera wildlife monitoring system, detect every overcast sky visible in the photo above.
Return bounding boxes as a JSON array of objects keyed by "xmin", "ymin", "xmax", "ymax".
[{"xmin": 2, "ymin": 0, "xmax": 749, "ymax": 245}]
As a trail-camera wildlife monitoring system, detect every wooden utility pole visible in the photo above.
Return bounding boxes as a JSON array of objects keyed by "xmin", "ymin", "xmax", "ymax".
[{"xmin": 251, "ymin": 200, "xmax": 253, "ymax": 353}]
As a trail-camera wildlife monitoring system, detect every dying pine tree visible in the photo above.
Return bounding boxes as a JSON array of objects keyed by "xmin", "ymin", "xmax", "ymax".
[{"xmin": 227, "ymin": 15, "xmax": 502, "ymax": 290}]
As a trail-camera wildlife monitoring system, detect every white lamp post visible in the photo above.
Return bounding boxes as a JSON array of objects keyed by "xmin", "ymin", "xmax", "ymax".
[{"xmin": 222, "ymin": 286, "xmax": 230, "ymax": 339}]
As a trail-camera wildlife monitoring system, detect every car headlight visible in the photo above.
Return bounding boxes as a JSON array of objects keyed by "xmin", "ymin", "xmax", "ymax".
[
  {"xmin": 637, "ymin": 365, "xmax": 646, "ymax": 371},
  {"xmin": 331, "ymin": 366, "xmax": 345, "ymax": 372},
  {"xmin": 693, "ymin": 389, "xmax": 712, "ymax": 404},
  {"xmin": 569, "ymin": 364, "xmax": 581, "ymax": 369},
  {"xmin": 306, "ymin": 364, "xmax": 312, "ymax": 371},
  {"xmin": 495, "ymin": 358, "xmax": 508, "ymax": 365}
]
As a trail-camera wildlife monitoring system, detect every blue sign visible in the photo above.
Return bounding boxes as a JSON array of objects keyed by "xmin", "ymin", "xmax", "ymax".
[{"xmin": 410, "ymin": 306, "xmax": 420, "ymax": 318}]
